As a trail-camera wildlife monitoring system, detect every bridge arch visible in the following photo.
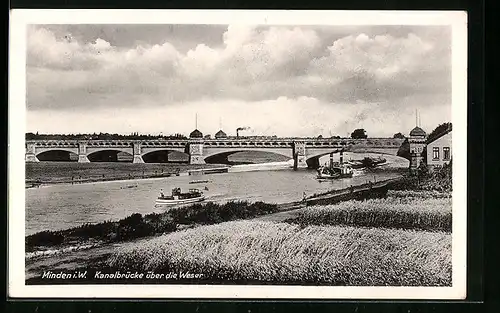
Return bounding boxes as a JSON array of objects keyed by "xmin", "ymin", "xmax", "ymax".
[
  {"xmin": 203, "ymin": 148, "xmax": 293, "ymax": 165},
  {"xmin": 306, "ymin": 148, "xmax": 409, "ymax": 169},
  {"xmin": 141, "ymin": 149, "xmax": 189, "ymax": 163},
  {"xmin": 86, "ymin": 149, "xmax": 133, "ymax": 162},
  {"xmin": 35, "ymin": 147, "xmax": 78, "ymax": 156},
  {"xmin": 35, "ymin": 149, "xmax": 79, "ymax": 162},
  {"xmin": 85, "ymin": 147, "xmax": 133, "ymax": 155},
  {"xmin": 305, "ymin": 148, "xmax": 346, "ymax": 169}
]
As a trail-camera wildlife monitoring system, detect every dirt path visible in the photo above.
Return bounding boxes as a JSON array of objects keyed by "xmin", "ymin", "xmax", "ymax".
[
  {"xmin": 25, "ymin": 238, "xmax": 157, "ymax": 281},
  {"xmin": 252, "ymin": 207, "xmax": 307, "ymax": 222}
]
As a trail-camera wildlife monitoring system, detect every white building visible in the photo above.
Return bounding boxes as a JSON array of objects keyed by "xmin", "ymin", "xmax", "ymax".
[{"xmin": 426, "ymin": 129, "xmax": 452, "ymax": 168}]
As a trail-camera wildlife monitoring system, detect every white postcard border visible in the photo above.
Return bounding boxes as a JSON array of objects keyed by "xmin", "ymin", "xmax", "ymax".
[{"xmin": 8, "ymin": 9, "xmax": 468, "ymax": 299}]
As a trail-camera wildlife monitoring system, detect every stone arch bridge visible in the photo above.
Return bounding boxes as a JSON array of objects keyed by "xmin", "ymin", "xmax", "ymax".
[{"xmin": 25, "ymin": 138, "xmax": 405, "ymax": 168}]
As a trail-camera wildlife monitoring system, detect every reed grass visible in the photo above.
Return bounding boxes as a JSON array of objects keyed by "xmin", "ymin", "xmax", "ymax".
[
  {"xmin": 107, "ymin": 220, "xmax": 451, "ymax": 286},
  {"xmin": 288, "ymin": 196, "xmax": 451, "ymax": 232},
  {"xmin": 387, "ymin": 190, "xmax": 452, "ymax": 199}
]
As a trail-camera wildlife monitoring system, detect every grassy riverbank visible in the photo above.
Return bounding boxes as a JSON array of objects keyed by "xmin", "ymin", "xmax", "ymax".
[
  {"xmin": 286, "ymin": 195, "xmax": 451, "ymax": 232},
  {"xmin": 26, "ymin": 188, "xmax": 452, "ymax": 286},
  {"xmin": 25, "ymin": 177, "xmax": 397, "ymax": 253},
  {"xmin": 101, "ymin": 188, "xmax": 451, "ymax": 286},
  {"xmin": 107, "ymin": 220, "xmax": 451, "ymax": 286},
  {"xmin": 25, "ymin": 162, "xmax": 226, "ymax": 186},
  {"xmin": 26, "ymin": 165, "xmax": 453, "ymax": 285},
  {"xmin": 26, "ymin": 201, "xmax": 278, "ymax": 253}
]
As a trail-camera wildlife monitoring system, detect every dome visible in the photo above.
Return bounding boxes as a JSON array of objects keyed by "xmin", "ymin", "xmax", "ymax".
[
  {"xmin": 215, "ymin": 130, "xmax": 227, "ymax": 139},
  {"xmin": 409, "ymin": 126, "xmax": 426, "ymax": 137},
  {"xmin": 189, "ymin": 129, "xmax": 203, "ymax": 138}
]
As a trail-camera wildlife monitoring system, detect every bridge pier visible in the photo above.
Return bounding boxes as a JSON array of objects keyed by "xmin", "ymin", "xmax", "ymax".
[
  {"xmin": 25, "ymin": 143, "xmax": 39, "ymax": 162},
  {"xmin": 133, "ymin": 142, "xmax": 144, "ymax": 163},
  {"xmin": 293, "ymin": 141, "xmax": 308, "ymax": 170},
  {"xmin": 78, "ymin": 142, "xmax": 90, "ymax": 163},
  {"xmin": 189, "ymin": 140, "xmax": 205, "ymax": 164}
]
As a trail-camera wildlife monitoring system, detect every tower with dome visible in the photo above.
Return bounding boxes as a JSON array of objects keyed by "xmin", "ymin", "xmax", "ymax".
[{"xmin": 408, "ymin": 114, "xmax": 427, "ymax": 169}]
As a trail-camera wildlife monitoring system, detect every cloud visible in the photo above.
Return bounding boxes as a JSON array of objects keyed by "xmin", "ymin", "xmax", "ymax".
[
  {"xmin": 308, "ymin": 32, "xmax": 450, "ymax": 102},
  {"xmin": 27, "ymin": 25, "xmax": 324, "ymax": 109},
  {"xmin": 26, "ymin": 96, "xmax": 450, "ymax": 138},
  {"xmin": 25, "ymin": 25, "xmax": 452, "ymax": 136},
  {"xmin": 27, "ymin": 27, "xmax": 116, "ymax": 71}
]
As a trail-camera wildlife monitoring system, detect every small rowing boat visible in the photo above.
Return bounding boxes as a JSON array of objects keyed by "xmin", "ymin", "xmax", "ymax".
[{"xmin": 188, "ymin": 180, "xmax": 211, "ymax": 184}]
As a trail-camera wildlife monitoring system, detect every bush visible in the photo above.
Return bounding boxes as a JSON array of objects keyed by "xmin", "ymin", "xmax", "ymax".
[
  {"xmin": 26, "ymin": 200, "xmax": 277, "ymax": 250},
  {"xmin": 25, "ymin": 231, "xmax": 65, "ymax": 250},
  {"xmin": 68, "ymin": 221, "xmax": 117, "ymax": 240},
  {"xmin": 391, "ymin": 162, "xmax": 452, "ymax": 192},
  {"xmin": 168, "ymin": 201, "xmax": 279, "ymax": 225},
  {"xmin": 26, "ymin": 212, "xmax": 178, "ymax": 250}
]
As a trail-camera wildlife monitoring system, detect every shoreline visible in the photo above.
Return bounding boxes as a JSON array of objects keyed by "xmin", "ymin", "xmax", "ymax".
[
  {"xmin": 24, "ymin": 164, "xmax": 452, "ymax": 285},
  {"xmin": 26, "ymin": 172, "xmax": 192, "ymax": 189},
  {"xmin": 25, "ymin": 164, "xmax": 231, "ymax": 188},
  {"xmin": 25, "ymin": 182, "xmax": 453, "ymax": 284},
  {"xmin": 25, "ymin": 161, "xmax": 298, "ymax": 188},
  {"xmin": 25, "ymin": 176, "xmax": 402, "ymax": 253},
  {"xmin": 26, "ymin": 160, "xmax": 404, "ymax": 189}
]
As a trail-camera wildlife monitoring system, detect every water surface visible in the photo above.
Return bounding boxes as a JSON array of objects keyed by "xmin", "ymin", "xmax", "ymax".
[{"xmin": 26, "ymin": 166, "xmax": 402, "ymax": 235}]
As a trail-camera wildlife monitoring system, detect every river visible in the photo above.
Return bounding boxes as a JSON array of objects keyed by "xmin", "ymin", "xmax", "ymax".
[{"xmin": 25, "ymin": 162, "xmax": 404, "ymax": 235}]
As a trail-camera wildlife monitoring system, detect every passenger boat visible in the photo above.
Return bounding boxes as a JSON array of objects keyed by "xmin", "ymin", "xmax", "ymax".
[
  {"xmin": 317, "ymin": 163, "xmax": 353, "ymax": 179},
  {"xmin": 316, "ymin": 151, "xmax": 353, "ymax": 180},
  {"xmin": 155, "ymin": 187, "xmax": 205, "ymax": 205}
]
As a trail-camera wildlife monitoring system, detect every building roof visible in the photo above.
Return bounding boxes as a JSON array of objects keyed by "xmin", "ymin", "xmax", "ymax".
[
  {"xmin": 215, "ymin": 130, "xmax": 227, "ymax": 138},
  {"xmin": 426, "ymin": 127, "xmax": 452, "ymax": 145},
  {"xmin": 189, "ymin": 129, "xmax": 203, "ymax": 138},
  {"xmin": 409, "ymin": 126, "xmax": 427, "ymax": 137}
]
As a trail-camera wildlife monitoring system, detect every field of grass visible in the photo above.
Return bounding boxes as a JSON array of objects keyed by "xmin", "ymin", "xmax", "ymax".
[
  {"xmin": 288, "ymin": 194, "xmax": 452, "ymax": 232},
  {"xmin": 107, "ymin": 220, "xmax": 451, "ymax": 286},
  {"xmin": 25, "ymin": 162, "xmax": 223, "ymax": 184},
  {"xmin": 387, "ymin": 190, "xmax": 452, "ymax": 199}
]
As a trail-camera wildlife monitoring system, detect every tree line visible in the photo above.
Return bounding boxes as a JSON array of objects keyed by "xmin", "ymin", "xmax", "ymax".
[
  {"xmin": 26, "ymin": 124, "xmax": 451, "ymax": 141},
  {"xmin": 25, "ymin": 132, "xmax": 188, "ymax": 140}
]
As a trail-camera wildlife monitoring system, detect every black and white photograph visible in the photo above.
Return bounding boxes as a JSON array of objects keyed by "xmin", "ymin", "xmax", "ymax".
[{"xmin": 9, "ymin": 10, "xmax": 467, "ymax": 299}]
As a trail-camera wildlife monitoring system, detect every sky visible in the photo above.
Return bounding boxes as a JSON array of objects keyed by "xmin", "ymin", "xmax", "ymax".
[{"xmin": 26, "ymin": 24, "xmax": 452, "ymax": 138}]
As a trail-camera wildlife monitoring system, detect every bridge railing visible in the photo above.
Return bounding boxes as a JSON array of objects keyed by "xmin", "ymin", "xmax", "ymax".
[{"xmin": 26, "ymin": 137, "xmax": 404, "ymax": 143}]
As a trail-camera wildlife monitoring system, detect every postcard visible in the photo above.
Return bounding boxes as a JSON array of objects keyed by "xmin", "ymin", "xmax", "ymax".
[{"xmin": 9, "ymin": 9, "xmax": 467, "ymax": 299}]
